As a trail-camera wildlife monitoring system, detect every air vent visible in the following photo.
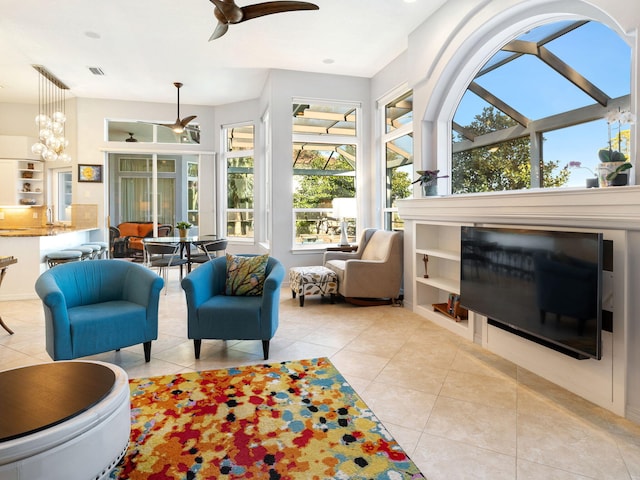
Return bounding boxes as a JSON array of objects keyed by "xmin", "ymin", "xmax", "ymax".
[{"xmin": 88, "ymin": 67, "xmax": 105, "ymax": 76}]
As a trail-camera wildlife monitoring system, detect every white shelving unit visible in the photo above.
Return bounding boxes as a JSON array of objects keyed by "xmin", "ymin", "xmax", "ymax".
[
  {"xmin": 413, "ymin": 221, "xmax": 475, "ymax": 341},
  {"xmin": 17, "ymin": 160, "xmax": 43, "ymax": 206}
]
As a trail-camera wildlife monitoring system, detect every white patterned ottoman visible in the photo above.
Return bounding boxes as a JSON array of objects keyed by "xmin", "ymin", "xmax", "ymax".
[{"xmin": 289, "ymin": 266, "xmax": 338, "ymax": 307}]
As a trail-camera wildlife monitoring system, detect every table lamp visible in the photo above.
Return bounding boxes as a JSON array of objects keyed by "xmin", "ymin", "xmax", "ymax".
[{"xmin": 332, "ymin": 197, "xmax": 357, "ymax": 246}]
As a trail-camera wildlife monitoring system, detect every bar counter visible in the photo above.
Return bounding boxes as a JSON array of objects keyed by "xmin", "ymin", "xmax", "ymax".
[
  {"xmin": 0, "ymin": 226, "xmax": 88, "ymax": 237},
  {"xmin": 0, "ymin": 227, "xmax": 98, "ymax": 300}
]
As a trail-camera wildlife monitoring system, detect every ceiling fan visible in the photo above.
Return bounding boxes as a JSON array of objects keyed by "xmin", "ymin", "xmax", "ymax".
[
  {"xmin": 157, "ymin": 82, "xmax": 197, "ymax": 133},
  {"xmin": 208, "ymin": 0, "xmax": 319, "ymax": 41}
]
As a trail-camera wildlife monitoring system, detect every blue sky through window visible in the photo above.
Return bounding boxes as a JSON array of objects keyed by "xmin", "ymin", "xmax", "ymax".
[{"xmin": 454, "ymin": 21, "xmax": 631, "ymax": 188}]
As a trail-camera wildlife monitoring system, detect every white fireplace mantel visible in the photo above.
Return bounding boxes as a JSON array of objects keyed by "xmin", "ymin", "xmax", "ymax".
[{"xmin": 398, "ymin": 185, "xmax": 640, "ymax": 230}]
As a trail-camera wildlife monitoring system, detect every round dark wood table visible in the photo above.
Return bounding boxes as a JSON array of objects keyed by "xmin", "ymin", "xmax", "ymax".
[
  {"xmin": 0, "ymin": 361, "xmax": 130, "ymax": 480},
  {"xmin": 0, "ymin": 362, "xmax": 115, "ymax": 442}
]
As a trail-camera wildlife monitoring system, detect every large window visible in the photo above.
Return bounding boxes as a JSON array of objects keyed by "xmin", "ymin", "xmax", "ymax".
[
  {"xmin": 106, "ymin": 120, "xmax": 200, "ymax": 144},
  {"xmin": 452, "ymin": 21, "xmax": 631, "ymax": 193},
  {"xmin": 292, "ymin": 101, "xmax": 359, "ymax": 247},
  {"xmin": 381, "ymin": 90, "xmax": 413, "ymax": 230},
  {"xmin": 222, "ymin": 124, "xmax": 255, "ymax": 241}
]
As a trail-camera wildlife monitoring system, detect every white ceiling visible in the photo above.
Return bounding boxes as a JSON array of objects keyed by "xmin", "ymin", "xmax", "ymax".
[{"xmin": 0, "ymin": 0, "xmax": 447, "ymax": 107}]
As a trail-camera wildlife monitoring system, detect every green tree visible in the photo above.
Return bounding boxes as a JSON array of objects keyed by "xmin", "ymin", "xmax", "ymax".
[
  {"xmin": 293, "ymin": 153, "xmax": 355, "ymax": 208},
  {"xmin": 452, "ymin": 107, "xmax": 569, "ymax": 193},
  {"xmin": 292, "ymin": 151, "xmax": 355, "ymax": 236},
  {"xmin": 390, "ymin": 169, "xmax": 411, "ymax": 205}
]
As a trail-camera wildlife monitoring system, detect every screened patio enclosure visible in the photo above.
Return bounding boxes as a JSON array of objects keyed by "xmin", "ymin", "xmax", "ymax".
[
  {"xmin": 292, "ymin": 102, "xmax": 358, "ymax": 246},
  {"xmin": 452, "ymin": 20, "xmax": 632, "ymax": 193}
]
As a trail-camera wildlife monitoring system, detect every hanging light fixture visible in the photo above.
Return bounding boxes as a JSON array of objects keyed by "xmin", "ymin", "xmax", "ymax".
[{"xmin": 31, "ymin": 65, "xmax": 71, "ymax": 163}]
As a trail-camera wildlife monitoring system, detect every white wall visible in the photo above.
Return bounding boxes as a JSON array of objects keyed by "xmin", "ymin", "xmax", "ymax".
[
  {"xmin": 0, "ymin": 103, "xmax": 39, "ymax": 136},
  {"xmin": 369, "ymin": 0, "xmax": 640, "ymax": 419}
]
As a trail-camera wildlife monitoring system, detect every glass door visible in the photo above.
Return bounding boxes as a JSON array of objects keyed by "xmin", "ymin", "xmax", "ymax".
[
  {"xmin": 109, "ymin": 152, "xmax": 199, "ymax": 235},
  {"xmin": 119, "ymin": 176, "xmax": 176, "ymax": 225}
]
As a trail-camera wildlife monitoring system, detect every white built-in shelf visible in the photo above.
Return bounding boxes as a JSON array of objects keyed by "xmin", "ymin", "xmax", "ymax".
[
  {"xmin": 416, "ymin": 247, "xmax": 459, "ymax": 261},
  {"xmin": 412, "ymin": 221, "xmax": 474, "ymax": 341},
  {"xmin": 416, "ymin": 275, "xmax": 458, "ymax": 293}
]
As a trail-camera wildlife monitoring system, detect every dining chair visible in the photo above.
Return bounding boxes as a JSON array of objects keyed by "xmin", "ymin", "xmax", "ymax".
[
  {"xmin": 144, "ymin": 242, "xmax": 189, "ymax": 292},
  {"xmin": 157, "ymin": 224, "xmax": 173, "ymax": 237},
  {"xmin": 190, "ymin": 239, "xmax": 228, "ymax": 264}
]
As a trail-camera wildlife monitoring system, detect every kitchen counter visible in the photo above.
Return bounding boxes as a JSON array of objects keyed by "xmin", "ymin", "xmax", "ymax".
[
  {"xmin": 0, "ymin": 226, "xmax": 89, "ymax": 237},
  {"xmin": 0, "ymin": 227, "xmax": 99, "ymax": 300}
]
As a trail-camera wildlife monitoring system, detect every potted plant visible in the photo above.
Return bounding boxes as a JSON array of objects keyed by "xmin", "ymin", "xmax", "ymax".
[
  {"xmin": 597, "ymin": 109, "xmax": 635, "ymax": 187},
  {"xmin": 176, "ymin": 221, "xmax": 192, "ymax": 239},
  {"xmin": 412, "ymin": 170, "xmax": 449, "ymax": 196}
]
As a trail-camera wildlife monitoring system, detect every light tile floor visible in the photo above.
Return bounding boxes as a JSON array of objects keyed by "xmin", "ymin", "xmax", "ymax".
[{"xmin": 2, "ymin": 271, "xmax": 640, "ymax": 479}]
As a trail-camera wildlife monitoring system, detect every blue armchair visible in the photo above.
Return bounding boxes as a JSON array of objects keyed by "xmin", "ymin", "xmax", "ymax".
[
  {"xmin": 35, "ymin": 259, "xmax": 164, "ymax": 362},
  {"xmin": 181, "ymin": 255, "xmax": 285, "ymax": 360}
]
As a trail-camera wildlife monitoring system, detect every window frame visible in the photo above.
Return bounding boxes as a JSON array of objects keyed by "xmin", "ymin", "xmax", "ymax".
[
  {"xmin": 106, "ymin": 119, "xmax": 200, "ymax": 145},
  {"xmin": 379, "ymin": 87, "xmax": 413, "ymax": 231},
  {"xmin": 291, "ymin": 99, "xmax": 361, "ymax": 250},
  {"xmin": 220, "ymin": 122, "xmax": 255, "ymax": 243}
]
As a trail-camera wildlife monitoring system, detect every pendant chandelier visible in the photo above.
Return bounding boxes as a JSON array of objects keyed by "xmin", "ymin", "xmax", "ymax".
[{"xmin": 31, "ymin": 65, "xmax": 71, "ymax": 163}]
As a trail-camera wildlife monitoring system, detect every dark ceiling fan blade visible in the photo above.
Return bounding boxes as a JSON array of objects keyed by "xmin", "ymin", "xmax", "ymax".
[
  {"xmin": 155, "ymin": 120, "xmax": 180, "ymax": 130},
  {"xmin": 241, "ymin": 1, "xmax": 319, "ymax": 22},
  {"xmin": 209, "ymin": 0, "xmax": 243, "ymax": 23},
  {"xmin": 180, "ymin": 115, "xmax": 198, "ymax": 128},
  {"xmin": 144, "ymin": 117, "xmax": 197, "ymax": 132},
  {"xmin": 207, "ymin": 0, "xmax": 318, "ymax": 40},
  {"xmin": 209, "ymin": 21, "xmax": 229, "ymax": 40}
]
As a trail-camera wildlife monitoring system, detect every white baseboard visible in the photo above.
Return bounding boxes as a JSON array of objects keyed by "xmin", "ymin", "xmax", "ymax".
[{"xmin": 626, "ymin": 405, "xmax": 640, "ymax": 424}]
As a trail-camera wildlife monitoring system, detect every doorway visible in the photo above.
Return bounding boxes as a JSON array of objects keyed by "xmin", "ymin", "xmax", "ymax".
[{"xmin": 108, "ymin": 153, "xmax": 199, "ymax": 233}]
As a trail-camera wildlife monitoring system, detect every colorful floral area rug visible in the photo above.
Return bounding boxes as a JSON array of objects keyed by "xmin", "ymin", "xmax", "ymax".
[{"xmin": 110, "ymin": 357, "xmax": 425, "ymax": 479}]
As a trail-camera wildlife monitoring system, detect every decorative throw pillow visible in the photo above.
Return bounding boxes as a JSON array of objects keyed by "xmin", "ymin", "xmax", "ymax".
[{"xmin": 225, "ymin": 254, "xmax": 269, "ymax": 296}]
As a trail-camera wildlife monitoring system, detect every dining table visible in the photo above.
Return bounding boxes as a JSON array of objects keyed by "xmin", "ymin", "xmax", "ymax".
[{"xmin": 143, "ymin": 235, "xmax": 218, "ymax": 273}]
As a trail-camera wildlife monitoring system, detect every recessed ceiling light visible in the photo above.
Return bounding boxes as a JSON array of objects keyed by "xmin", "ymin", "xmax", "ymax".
[
  {"xmin": 84, "ymin": 31, "xmax": 101, "ymax": 39},
  {"xmin": 322, "ymin": 58, "xmax": 335, "ymax": 65}
]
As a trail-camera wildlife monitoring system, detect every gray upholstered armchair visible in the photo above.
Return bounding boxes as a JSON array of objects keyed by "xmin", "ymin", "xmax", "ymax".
[{"xmin": 324, "ymin": 228, "xmax": 403, "ymax": 304}]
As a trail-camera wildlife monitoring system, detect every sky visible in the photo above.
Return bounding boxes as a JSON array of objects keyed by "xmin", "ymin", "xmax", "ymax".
[{"xmin": 453, "ymin": 20, "xmax": 632, "ymax": 188}]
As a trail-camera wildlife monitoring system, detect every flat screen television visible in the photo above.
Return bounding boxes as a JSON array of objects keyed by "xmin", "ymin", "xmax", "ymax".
[{"xmin": 460, "ymin": 226, "xmax": 603, "ymax": 360}]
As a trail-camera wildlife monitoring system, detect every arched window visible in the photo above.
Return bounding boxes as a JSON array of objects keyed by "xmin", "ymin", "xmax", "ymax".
[{"xmin": 451, "ymin": 20, "xmax": 631, "ymax": 193}]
